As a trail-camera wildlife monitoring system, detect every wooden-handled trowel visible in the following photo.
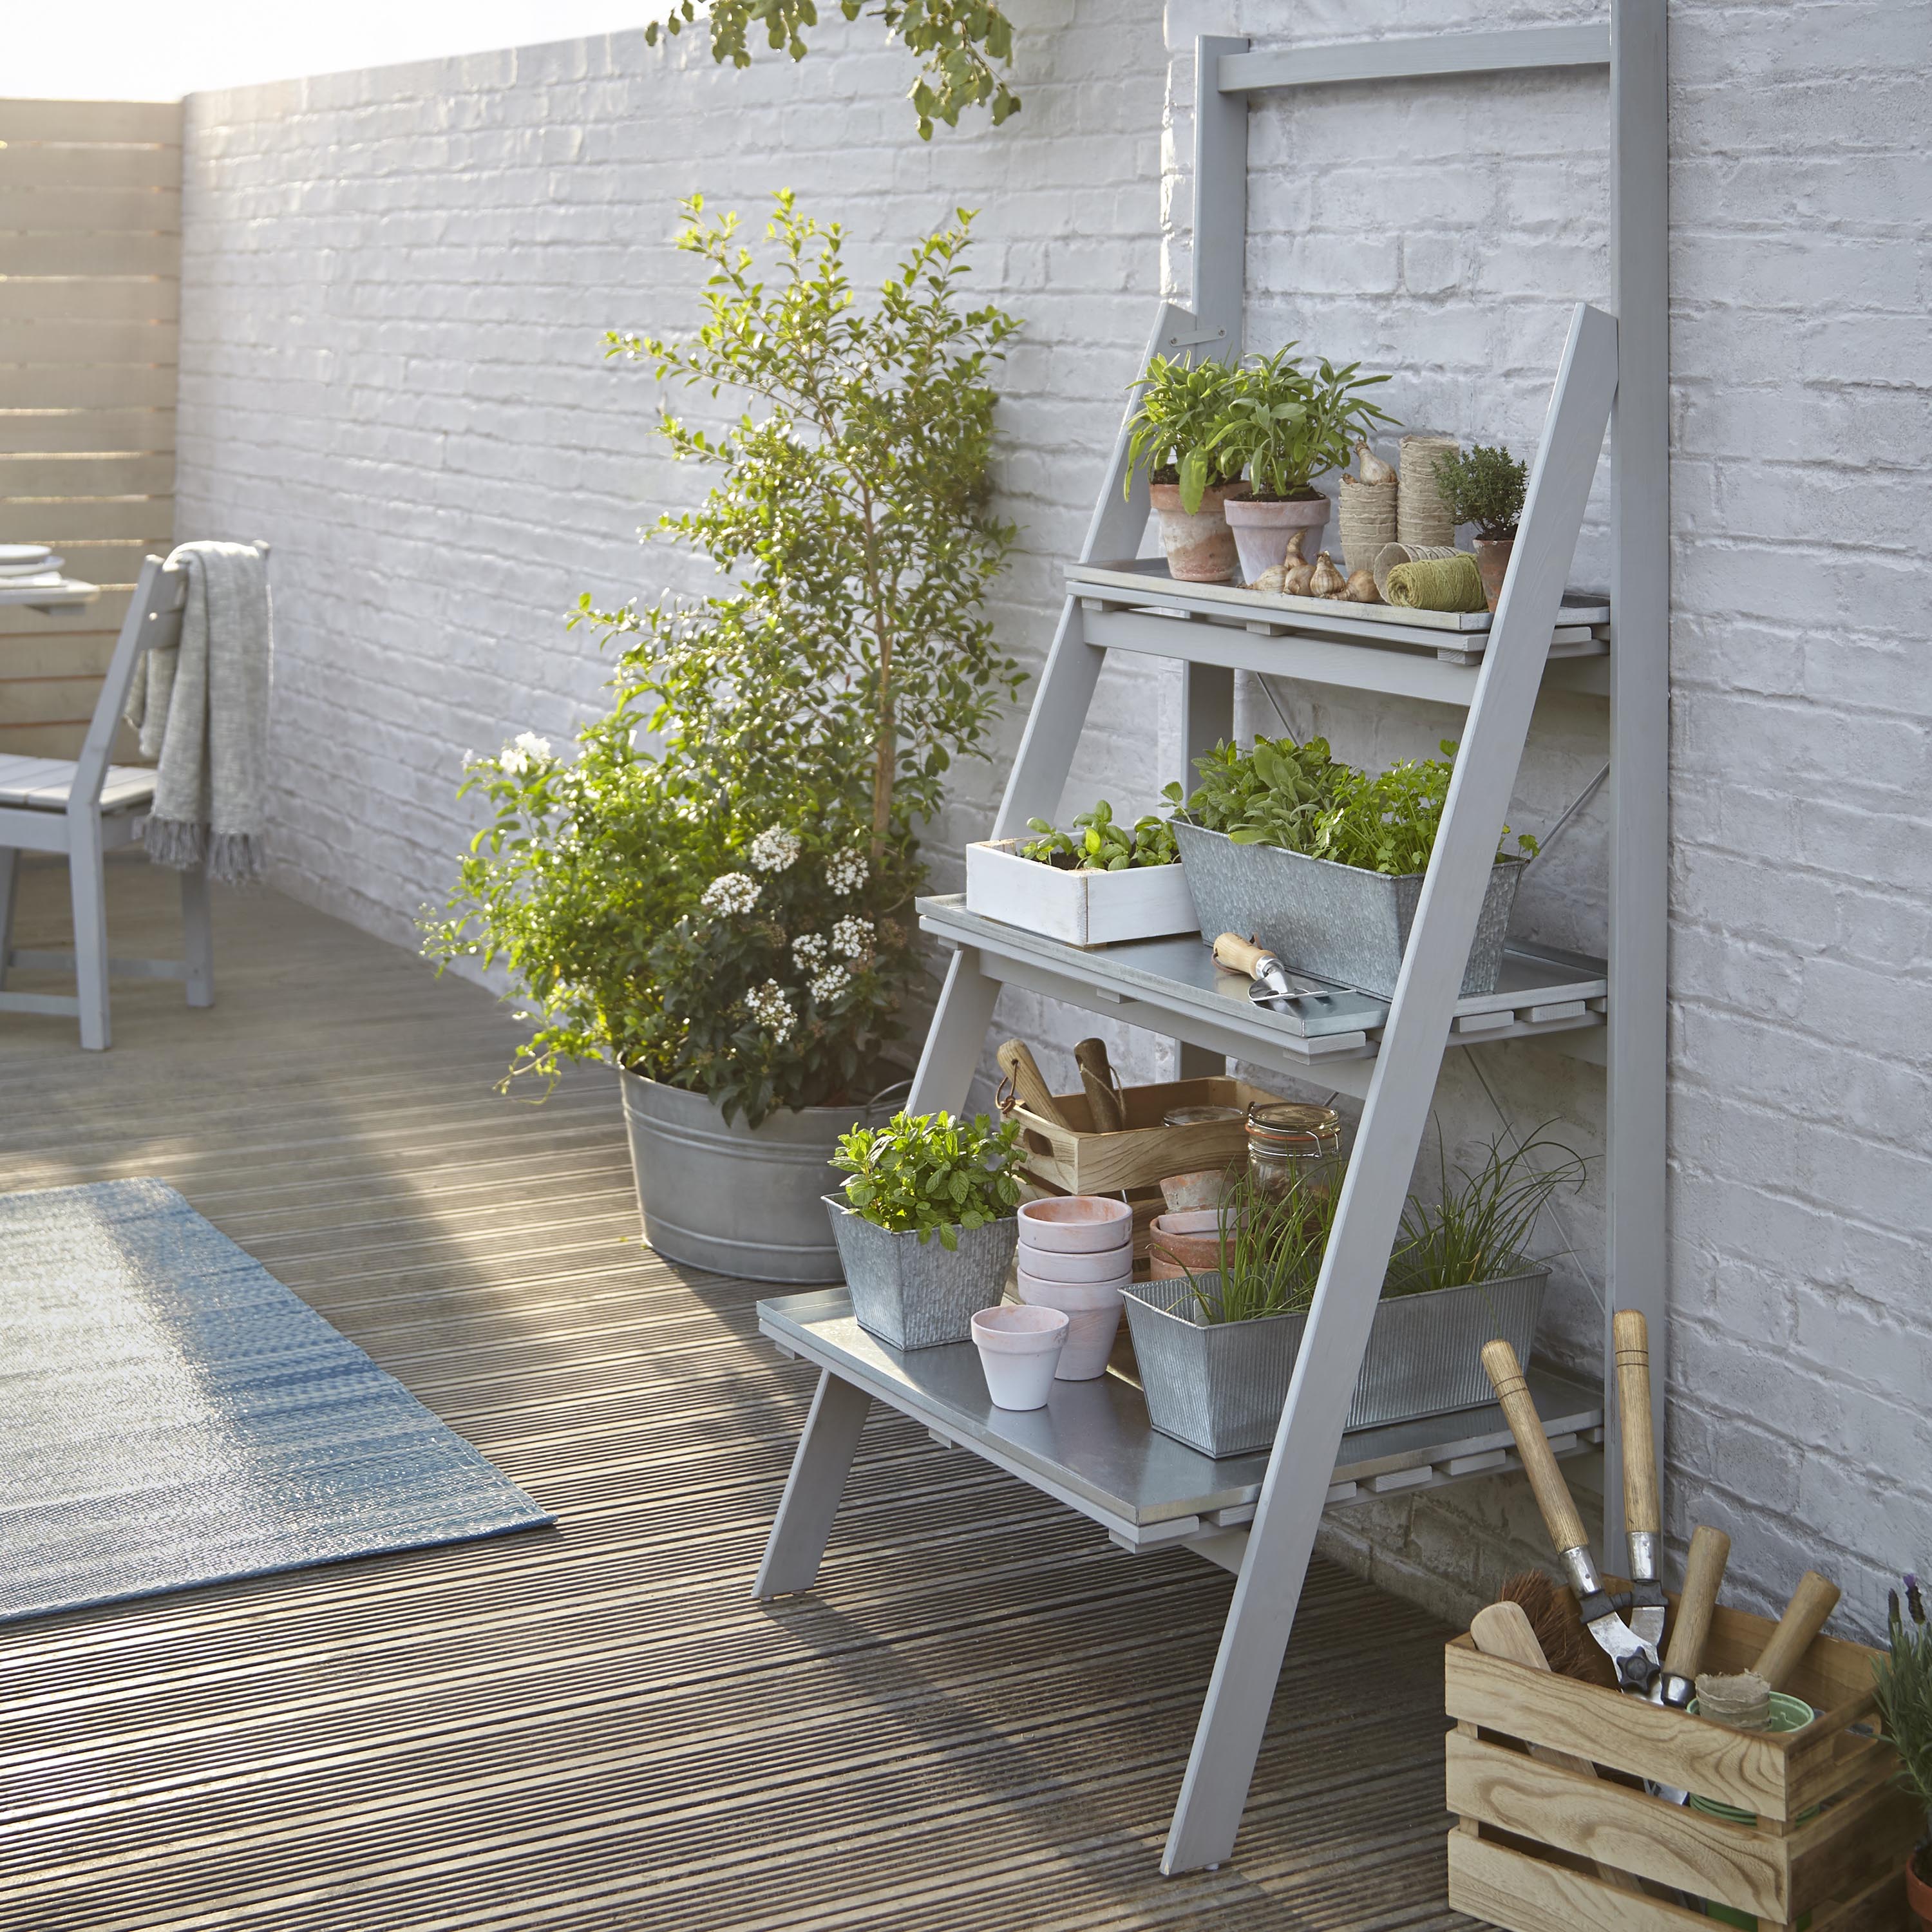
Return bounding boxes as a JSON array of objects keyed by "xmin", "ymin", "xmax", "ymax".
[{"xmin": 1209, "ymin": 933, "xmax": 1390, "ymax": 1038}]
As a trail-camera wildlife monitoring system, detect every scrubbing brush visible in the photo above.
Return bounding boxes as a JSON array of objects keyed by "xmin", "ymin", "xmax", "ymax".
[{"xmin": 1497, "ymin": 1569, "xmax": 1618, "ymax": 1689}]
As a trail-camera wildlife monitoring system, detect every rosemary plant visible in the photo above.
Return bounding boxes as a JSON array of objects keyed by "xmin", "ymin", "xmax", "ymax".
[
  {"xmin": 1875, "ymin": 1571, "xmax": 1932, "ymax": 1859},
  {"xmin": 1384, "ymin": 1125, "xmax": 1587, "ymax": 1297}
]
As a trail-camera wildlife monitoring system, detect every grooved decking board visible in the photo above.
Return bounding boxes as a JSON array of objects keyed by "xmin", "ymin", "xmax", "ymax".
[{"xmin": 0, "ymin": 856, "xmax": 1474, "ymax": 1932}]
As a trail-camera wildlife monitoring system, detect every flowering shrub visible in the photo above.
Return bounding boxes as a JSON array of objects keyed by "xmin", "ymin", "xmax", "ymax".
[{"xmin": 424, "ymin": 196, "xmax": 1018, "ymax": 1129}]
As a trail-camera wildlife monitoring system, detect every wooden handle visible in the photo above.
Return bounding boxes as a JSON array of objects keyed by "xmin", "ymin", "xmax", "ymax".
[
  {"xmin": 1211, "ymin": 932, "xmax": 1269, "ymax": 979},
  {"xmin": 1755, "ymin": 1570, "xmax": 1841, "ymax": 1690},
  {"xmin": 996, "ymin": 1040, "xmax": 1068, "ymax": 1128},
  {"xmin": 1074, "ymin": 1038, "xmax": 1126, "ymax": 1134},
  {"xmin": 1663, "ymin": 1526, "xmax": 1732, "ymax": 1678},
  {"xmin": 1482, "ymin": 1340, "xmax": 1589, "ymax": 1558},
  {"xmin": 1612, "ymin": 1309, "xmax": 1660, "ymax": 1539},
  {"xmin": 1467, "ymin": 1605, "xmax": 1643, "ymax": 1895}
]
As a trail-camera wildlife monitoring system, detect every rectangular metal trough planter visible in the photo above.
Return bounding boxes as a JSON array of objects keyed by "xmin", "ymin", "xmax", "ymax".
[
  {"xmin": 1121, "ymin": 1265, "xmax": 1548, "ymax": 1458},
  {"xmin": 1170, "ymin": 819, "xmax": 1525, "ymax": 998},
  {"xmin": 824, "ymin": 1197, "xmax": 1019, "ymax": 1350}
]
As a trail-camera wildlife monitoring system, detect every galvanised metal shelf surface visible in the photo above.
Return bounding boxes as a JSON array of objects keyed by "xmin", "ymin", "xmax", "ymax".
[
  {"xmin": 917, "ymin": 895, "xmax": 1607, "ymax": 1095},
  {"xmin": 759, "ymin": 1288, "xmax": 1604, "ymax": 1550},
  {"xmin": 1067, "ymin": 558, "xmax": 1612, "ymax": 705}
]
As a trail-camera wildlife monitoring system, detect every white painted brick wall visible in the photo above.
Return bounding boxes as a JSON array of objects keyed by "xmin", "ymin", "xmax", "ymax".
[{"xmin": 175, "ymin": 0, "xmax": 1931, "ymax": 1642}]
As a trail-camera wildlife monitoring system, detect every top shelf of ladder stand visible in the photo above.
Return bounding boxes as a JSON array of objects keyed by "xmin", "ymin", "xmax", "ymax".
[{"xmin": 1068, "ymin": 558, "xmax": 1611, "ymax": 708}]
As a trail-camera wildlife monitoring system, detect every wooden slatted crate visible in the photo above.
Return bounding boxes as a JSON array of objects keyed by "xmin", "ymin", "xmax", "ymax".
[
  {"xmin": 1446, "ymin": 1596, "xmax": 1919, "ymax": 1930},
  {"xmin": 1009, "ymin": 1075, "xmax": 1274, "ymax": 1196}
]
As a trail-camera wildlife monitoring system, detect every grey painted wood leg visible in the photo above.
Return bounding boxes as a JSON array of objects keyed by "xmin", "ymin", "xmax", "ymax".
[
  {"xmin": 0, "ymin": 847, "xmax": 17, "ymax": 990},
  {"xmin": 753, "ymin": 1370, "xmax": 873, "ymax": 1598},
  {"xmin": 66, "ymin": 820, "xmax": 110, "ymax": 1050},
  {"xmin": 909, "ymin": 949, "xmax": 1002, "ymax": 1117},
  {"xmin": 181, "ymin": 866, "xmax": 214, "ymax": 1007}
]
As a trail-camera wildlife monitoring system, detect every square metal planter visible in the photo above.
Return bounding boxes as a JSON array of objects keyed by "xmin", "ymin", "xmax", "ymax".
[
  {"xmin": 1121, "ymin": 1265, "xmax": 1548, "ymax": 1457},
  {"xmin": 824, "ymin": 1197, "xmax": 1018, "ymax": 1350},
  {"xmin": 1171, "ymin": 819, "xmax": 1526, "ymax": 998}
]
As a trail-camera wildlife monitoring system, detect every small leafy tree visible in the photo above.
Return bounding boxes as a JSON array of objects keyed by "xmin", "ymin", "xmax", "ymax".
[
  {"xmin": 601, "ymin": 193, "xmax": 1023, "ymax": 855},
  {"xmin": 424, "ymin": 196, "xmax": 1023, "ymax": 1126},
  {"xmin": 646, "ymin": 1, "xmax": 1019, "ymax": 138}
]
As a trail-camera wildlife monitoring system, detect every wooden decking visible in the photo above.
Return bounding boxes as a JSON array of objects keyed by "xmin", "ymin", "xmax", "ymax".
[{"xmin": 0, "ymin": 855, "xmax": 1470, "ymax": 1931}]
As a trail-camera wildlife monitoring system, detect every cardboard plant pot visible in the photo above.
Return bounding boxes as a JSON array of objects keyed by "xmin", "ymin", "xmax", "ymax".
[
  {"xmin": 823, "ymin": 1197, "xmax": 1018, "ymax": 1350},
  {"xmin": 1148, "ymin": 479, "xmax": 1245, "ymax": 583}
]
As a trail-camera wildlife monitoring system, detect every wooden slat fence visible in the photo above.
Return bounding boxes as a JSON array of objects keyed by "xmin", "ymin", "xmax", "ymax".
[{"xmin": 0, "ymin": 97, "xmax": 180, "ymax": 757}]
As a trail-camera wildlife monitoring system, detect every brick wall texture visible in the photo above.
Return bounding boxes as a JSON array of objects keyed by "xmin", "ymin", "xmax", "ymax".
[{"xmin": 173, "ymin": 1, "xmax": 1931, "ymax": 1640}]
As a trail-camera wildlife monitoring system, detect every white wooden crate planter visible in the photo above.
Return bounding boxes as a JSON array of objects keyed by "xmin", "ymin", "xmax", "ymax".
[{"xmin": 963, "ymin": 838, "xmax": 1200, "ymax": 947}]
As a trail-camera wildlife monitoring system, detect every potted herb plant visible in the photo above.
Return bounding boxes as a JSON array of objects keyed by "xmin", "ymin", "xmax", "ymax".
[
  {"xmin": 1124, "ymin": 354, "xmax": 1247, "ymax": 582},
  {"xmin": 425, "ymin": 195, "xmax": 1023, "ymax": 1282},
  {"xmin": 964, "ymin": 799, "xmax": 1197, "ymax": 946},
  {"xmin": 1431, "ymin": 443, "xmax": 1529, "ymax": 611},
  {"xmin": 1875, "ymin": 1571, "xmax": 1932, "ymax": 1926},
  {"xmin": 1162, "ymin": 733, "xmax": 1539, "ymax": 998},
  {"xmin": 1123, "ymin": 1130, "xmax": 1580, "ymax": 1457},
  {"xmin": 1210, "ymin": 348, "xmax": 1397, "ymax": 584},
  {"xmin": 826, "ymin": 1110, "xmax": 1024, "ymax": 1349}
]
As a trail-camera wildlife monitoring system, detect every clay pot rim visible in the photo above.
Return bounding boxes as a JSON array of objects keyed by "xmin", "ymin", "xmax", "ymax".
[{"xmin": 1148, "ymin": 477, "xmax": 1249, "ymax": 509}]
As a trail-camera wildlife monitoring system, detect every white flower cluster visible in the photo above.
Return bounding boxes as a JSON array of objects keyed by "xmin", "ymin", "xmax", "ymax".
[
  {"xmin": 701, "ymin": 871, "xmax": 760, "ymax": 916},
  {"xmin": 826, "ymin": 849, "xmax": 869, "ymax": 895},
  {"xmin": 497, "ymin": 731, "xmax": 553, "ymax": 775},
  {"xmin": 831, "ymin": 915, "xmax": 874, "ymax": 961},
  {"xmin": 808, "ymin": 965, "xmax": 850, "ymax": 1003},
  {"xmin": 792, "ymin": 932, "xmax": 828, "ymax": 969},
  {"xmin": 746, "ymin": 978, "xmax": 795, "ymax": 1043},
  {"xmin": 748, "ymin": 826, "xmax": 802, "ymax": 873}
]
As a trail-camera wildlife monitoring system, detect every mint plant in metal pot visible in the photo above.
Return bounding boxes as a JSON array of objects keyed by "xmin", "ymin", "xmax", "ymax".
[
  {"xmin": 828, "ymin": 1111, "xmax": 1024, "ymax": 1349},
  {"xmin": 1163, "ymin": 732, "xmax": 1539, "ymax": 998},
  {"xmin": 426, "ymin": 196, "xmax": 1022, "ymax": 1282}
]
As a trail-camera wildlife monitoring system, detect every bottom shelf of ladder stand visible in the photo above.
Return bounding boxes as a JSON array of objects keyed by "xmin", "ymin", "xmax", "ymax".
[{"xmin": 759, "ymin": 1289, "xmax": 1602, "ymax": 1564}]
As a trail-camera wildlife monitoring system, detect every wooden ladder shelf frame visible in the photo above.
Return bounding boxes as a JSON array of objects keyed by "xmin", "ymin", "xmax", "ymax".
[{"xmin": 755, "ymin": 3, "xmax": 1668, "ymax": 1877}]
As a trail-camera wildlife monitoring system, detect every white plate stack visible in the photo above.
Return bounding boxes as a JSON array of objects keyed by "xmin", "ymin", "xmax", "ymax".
[
  {"xmin": 1014, "ymin": 1195, "xmax": 1133, "ymax": 1380},
  {"xmin": 0, "ymin": 544, "xmax": 66, "ymax": 591}
]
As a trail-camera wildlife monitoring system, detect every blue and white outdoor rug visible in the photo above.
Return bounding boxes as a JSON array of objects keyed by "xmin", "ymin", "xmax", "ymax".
[{"xmin": 0, "ymin": 1178, "xmax": 553, "ymax": 1624}]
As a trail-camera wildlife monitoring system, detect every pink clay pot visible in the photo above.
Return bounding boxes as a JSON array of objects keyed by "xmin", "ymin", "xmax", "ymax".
[
  {"xmin": 1149, "ymin": 480, "xmax": 1245, "ymax": 583},
  {"xmin": 1016, "ymin": 1195, "xmax": 1133, "ymax": 1254}
]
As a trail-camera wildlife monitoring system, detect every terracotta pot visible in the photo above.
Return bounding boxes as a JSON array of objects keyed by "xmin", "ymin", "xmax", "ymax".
[
  {"xmin": 1908, "ymin": 1843, "xmax": 1931, "ymax": 1930},
  {"xmin": 1473, "ymin": 535, "xmax": 1515, "ymax": 612},
  {"xmin": 1223, "ymin": 491, "xmax": 1331, "ymax": 584},
  {"xmin": 1149, "ymin": 479, "xmax": 1245, "ymax": 583},
  {"xmin": 1148, "ymin": 1208, "xmax": 1228, "ymax": 1276}
]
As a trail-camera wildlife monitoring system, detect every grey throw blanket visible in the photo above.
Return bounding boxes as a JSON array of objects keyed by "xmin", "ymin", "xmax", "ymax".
[{"xmin": 123, "ymin": 541, "xmax": 272, "ymax": 884}]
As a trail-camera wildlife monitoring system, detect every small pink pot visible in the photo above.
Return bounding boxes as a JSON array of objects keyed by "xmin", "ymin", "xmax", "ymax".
[
  {"xmin": 1147, "ymin": 1208, "xmax": 1228, "ymax": 1276},
  {"xmin": 1016, "ymin": 1196, "xmax": 1133, "ymax": 1254},
  {"xmin": 971, "ymin": 1303, "xmax": 1069, "ymax": 1410},
  {"xmin": 1015, "ymin": 1276, "xmax": 1124, "ymax": 1381},
  {"xmin": 1224, "ymin": 491, "xmax": 1331, "ymax": 585},
  {"xmin": 1159, "ymin": 1168, "xmax": 1230, "ymax": 1213},
  {"xmin": 1149, "ymin": 480, "xmax": 1245, "ymax": 583},
  {"xmin": 1017, "ymin": 1240, "xmax": 1132, "ymax": 1285}
]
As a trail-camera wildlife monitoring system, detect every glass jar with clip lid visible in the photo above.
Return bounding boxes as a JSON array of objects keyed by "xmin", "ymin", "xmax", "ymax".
[{"xmin": 1244, "ymin": 1100, "xmax": 1343, "ymax": 1198}]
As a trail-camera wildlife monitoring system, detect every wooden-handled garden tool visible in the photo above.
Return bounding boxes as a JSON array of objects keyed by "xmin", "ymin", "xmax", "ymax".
[
  {"xmin": 1481, "ymin": 1338, "xmax": 1660, "ymax": 1698},
  {"xmin": 1660, "ymin": 1524, "xmax": 1732, "ymax": 1709},
  {"xmin": 1212, "ymin": 932, "xmax": 1293, "ymax": 999},
  {"xmin": 1613, "ymin": 1309, "xmax": 1668, "ymax": 1657},
  {"xmin": 1754, "ymin": 1569, "xmax": 1841, "ymax": 1691},
  {"xmin": 995, "ymin": 1040, "xmax": 1069, "ymax": 1128}
]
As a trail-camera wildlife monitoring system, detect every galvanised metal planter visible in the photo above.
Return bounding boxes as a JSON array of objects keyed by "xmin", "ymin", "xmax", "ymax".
[
  {"xmin": 1121, "ymin": 1265, "xmax": 1548, "ymax": 1458},
  {"xmin": 824, "ymin": 1198, "xmax": 1019, "ymax": 1350},
  {"xmin": 1171, "ymin": 819, "xmax": 1526, "ymax": 998},
  {"xmin": 618, "ymin": 1070, "xmax": 898, "ymax": 1284}
]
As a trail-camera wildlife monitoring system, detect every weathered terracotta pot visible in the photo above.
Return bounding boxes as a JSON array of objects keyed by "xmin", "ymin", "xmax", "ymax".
[
  {"xmin": 1150, "ymin": 479, "xmax": 1245, "ymax": 583},
  {"xmin": 1906, "ymin": 1843, "xmax": 1931, "ymax": 1931},
  {"xmin": 1147, "ymin": 1208, "xmax": 1228, "ymax": 1276},
  {"xmin": 1473, "ymin": 535, "xmax": 1515, "ymax": 612},
  {"xmin": 1224, "ymin": 491, "xmax": 1331, "ymax": 584}
]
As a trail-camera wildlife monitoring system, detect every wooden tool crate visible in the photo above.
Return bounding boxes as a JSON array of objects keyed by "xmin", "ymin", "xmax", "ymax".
[
  {"xmin": 1445, "ymin": 1596, "xmax": 1919, "ymax": 1930},
  {"xmin": 1009, "ymin": 1075, "xmax": 1274, "ymax": 1195}
]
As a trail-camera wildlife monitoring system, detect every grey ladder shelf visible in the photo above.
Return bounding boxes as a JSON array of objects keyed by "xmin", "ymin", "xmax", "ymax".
[{"xmin": 753, "ymin": 5, "xmax": 1667, "ymax": 1877}]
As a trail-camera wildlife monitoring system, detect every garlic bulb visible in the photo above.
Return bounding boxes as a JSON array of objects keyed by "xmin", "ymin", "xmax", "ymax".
[
  {"xmin": 1341, "ymin": 567, "xmax": 1381, "ymax": 603},
  {"xmin": 1356, "ymin": 440, "xmax": 1397, "ymax": 488},
  {"xmin": 1251, "ymin": 564, "xmax": 1287, "ymax": 593},
  {"xmin": 1283, "ymin": 560, "xmax": 1316, "ymax": 596},
  {"xmin": 1309, "ymin": 551, "xmax": 1346, "ymax": 598},
  {"xmin": 1283, "ymin": 526, "xmax": 1310, "ymax": 564}
]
